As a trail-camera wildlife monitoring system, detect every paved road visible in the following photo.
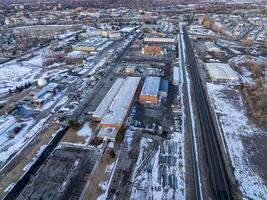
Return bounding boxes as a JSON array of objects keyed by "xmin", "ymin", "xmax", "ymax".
[
  {"xmin": 183, "ymin": 27, "xmax": 233, "ymax": 200},
  {"xmin": 69, "ymin": 31, "xmax": 140, "ymax": 122}
]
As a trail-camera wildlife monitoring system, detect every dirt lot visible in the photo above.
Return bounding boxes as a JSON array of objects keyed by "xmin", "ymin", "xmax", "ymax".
[
  {"xmin": 82, "ymin": 146, "xmax": 117, "ymax": 200},
  {"xmin": 62, "ymin": 127, "xmax": 89, "ymax": 145}
]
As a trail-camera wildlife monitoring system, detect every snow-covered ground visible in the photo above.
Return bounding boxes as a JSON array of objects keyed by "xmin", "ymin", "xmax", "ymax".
[
  {"xmin": 125, "ymin": 128, "xmax": 135, "ymax": 150},
  {"xmin": 0, "ymin": 118, "xmax": 34, "ymax": 164},
  {"xmin": 77, "ymin": 122, "xmax": 93, "ymax": 139},
  {"xmin": 67, "ymin": 50, "xmax": 89, "ymax": 59},
  {"xmin": 51, "ymin": 96, "xmax": 69, "ymax": 113},
  {"xmin": 0, "ymin": 63, "xmax": 41, "ymax": 94},
  {"xmin": 131, "ymin": 24, "xmax": 187, "ymax": 200},
  {"xmin": 0, "ymin": 29, "xmax": 80, "ymax": 96},
  {"xmin": 131, "ymin": 146, "xmax": 163, "ymax": 200},
  {"xmin": 131, "ymin": 134, "xmax": 185, "ymax": 200},
  {"xmin": 38, "ymin": 90, "xmax": 66, "ymax": 111},
  {"xmin": 207, "ymin": 82, "xmax": 267, "ymax": 199},
  {"xmin": 0, "ymin": 115, "xmax": 50, "ymax": 166},
  {"xmin": 89, "ymin": 58, "xmax": 106, "ymax": 75},
  {"xmin": 62, "ymin": 122, "xmax": 93, "ymax": 147},
  {"xmin": 40, "ymin": 68, "xmax": 68, "ymax": 80},
  {"xmin": 105, "ymin": 162, "xmax": 115, "ymax": 173},
  {"xmin": 97, "ymin": 143, "xmax": 121, "ymax": 200},
  {"xmin": 23, "ymin": 55, "xmax": 43, "ymax": 67}
]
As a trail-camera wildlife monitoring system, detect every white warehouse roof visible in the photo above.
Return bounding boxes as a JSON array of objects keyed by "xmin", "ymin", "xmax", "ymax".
[
  {"xmin": 144, "ymin": 37, "xmax": 176, "ymax": 43},
  {"xmin": 205, "ymin": 63, "xmax": 239, "ymax": 81},
  {"xmin": 140, "ymin": 76, "xmax": 161, "ymax": 97},
  {"xmin": 92, "ymin": 78, "xmax": 124, "ymax": 120},
  {"xmin": 173, "ymin": 67, "xmax": 180, "ymax": 85},
  {"xmin": 100, "ymin": 77, "xmax": 141, "ymax": 127}
]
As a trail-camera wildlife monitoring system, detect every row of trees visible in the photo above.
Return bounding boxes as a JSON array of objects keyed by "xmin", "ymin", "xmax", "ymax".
[
  {"xmin": 9, "ymin": 82, "xmax": 32, "ymax": 94},
  {"xmin": 241, "ymin": 79, "xmax": 267, "ymax": 125},
  {"xmin": 202, "ymin": 15, "xmax": 225, "ymax": 34},
  {"xmin": 246, "ymin": 61, "xmax": 266, "ymax": 79},
  {"xmin": 42, "ymin": 50, "xmax": 82, "ymax": 67},
  {"xmin": 237, "ymin": 60, "xmax": 267, "ymax": 124}
]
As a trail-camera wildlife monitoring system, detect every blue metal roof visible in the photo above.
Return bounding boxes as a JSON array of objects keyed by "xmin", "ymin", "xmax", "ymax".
[
  {"xmin": 140, "ymin": 77, "xmax": 161, "ymax": 97},
  {"xmin": 159, "ymin": 79, "xmax": 168, "ymax": 92}
]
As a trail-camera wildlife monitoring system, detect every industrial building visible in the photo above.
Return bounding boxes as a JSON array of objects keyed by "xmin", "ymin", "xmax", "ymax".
[
  {"xmin": 101, "ymin": 30, "xmax": 121, "ymax": 40},
  {"xmin": 71, "ymin": 37, "xmax": 111, "ymax": 52},
  {"xmin": 139, "ymin": 76, "xmax": 161, "ymax": 105},
  {"xmin": 109, "ymin": 31, "xmax": 121, "ymax": 40},
  {"xmin": 99, "ymin": 77, "xmax": 141, "ymax": 129},
  {"xmin": 144, "ymin": 37, "xmax": 176, "ymax": 43},
  {"xmin": 142, "ymin": 45, "xmax": 164, "ymax": 56},
  {"xmin": 159, "ymin": 79, "xmax": 169, "ymax": 98},
  {"xmin": 72, "ymin": 44, "xmax": 96, "ymax": 52},
  {"xmin": 93, "ymin": 77, "xmax": 141, "ymax": 141},
  {"xmin": 173, "ymin": 67, "xmax": 180, "ymax": 86},
  {"xmin": 32, "ymin": 82, "xmax": 59, "ymax": 105},
  {"xmin": 97, "ymin": 127, "xmax": 118, "ymax": 142},
  {"xmin": 205, "ymin": 63, "xmax": 239, "ymax": 81},
  {"xmin": 205, "ymin": 41, "xmax": 222, "ymax": 53},
  {"xmin": 92, "ymin": 78, "xmax": 125, "ymax": 121},
  {"xmin": 124, "ymin": 65, "xmax": 136, "ymax": 74}
]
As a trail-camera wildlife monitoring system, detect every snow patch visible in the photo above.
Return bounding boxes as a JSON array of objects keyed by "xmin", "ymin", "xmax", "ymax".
[
  {"xmin": 207, "ymin": 82, "xmax": 267, "ymax": 199},
  {"xmin": 77, "ymin": 122, "xmax": 93, "ymax": 138}
]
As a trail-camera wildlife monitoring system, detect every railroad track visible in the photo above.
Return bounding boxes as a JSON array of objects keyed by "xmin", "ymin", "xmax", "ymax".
[
  {"xmin": 179, "ymin": 25, "xmax": 201, "ymax": 200},
  {"xmin": 182, "ymin": 27, "xmax": 233, "ymax": 200},
  {"xmin": 134, "ymin": 142, "xmax": 158, "ymax": 178}
]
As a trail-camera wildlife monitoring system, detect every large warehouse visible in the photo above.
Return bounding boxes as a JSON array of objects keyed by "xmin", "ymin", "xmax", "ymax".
[
  {"xmin": 205, "ymin": 63, "xmax": 239, "ymax": 81},
  {"xmin": 144, "ymin": 37, "xmax": 176, "ymax": 43},
  {"xmin": 92, "ymin": 78, "xmax": 125, "ymax": 121},
  {"xmin": 142, "ymin": 45, "xmax": 164, "ymax": 56},
  {"xmin": 98, "ymin": 77, "xmax": 141, "ymax": 129},
  {"xmin": 139, "ymin": 76, "xmax": 161, "ymax": 104}
]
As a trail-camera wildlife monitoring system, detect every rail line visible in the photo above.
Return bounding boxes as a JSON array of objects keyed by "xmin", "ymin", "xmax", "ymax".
[{"xmin": 182, "ymin": 26, "xmax": 233, "ymax": 200}]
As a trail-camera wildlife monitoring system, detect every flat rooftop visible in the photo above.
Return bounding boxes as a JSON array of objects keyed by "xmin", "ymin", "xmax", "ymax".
[
  {"xmin": 144, "ymin": 37, "xmax": 176, "ymax": 43},
  {"xmin": 140, "ymin": 76, "xmax": 161, "ymax": 97},
  {"xmin": 92, "ymin": 78, "xmax": 124, "ymax": 120},
  {"xmin": 159, "ymin": 79, "xmax": 169, "ymax": 92},
  {"xmin": 97, "ymin": 127, "xmax": 118, "ymax": 141},
  {"xmin": 100, "ymin": 77, "xmax": 141, "ymax": 127},
  {"xmin": 206, "ymin": 63, "xmax": 239, "ymax": 81}
]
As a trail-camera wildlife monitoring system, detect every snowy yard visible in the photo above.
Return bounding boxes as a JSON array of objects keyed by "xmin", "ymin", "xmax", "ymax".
[
  {"xmin": 23, "ymin": 55, "xmax": 43, "ymax": 67},
  {"xmin": 0, "ymin": 63, "xmax": 41, "ymax": 94},
  {"xmin": 207, "ymin": 82, "xmax": 267, "ymax": 199},
  {"xmin": 131, "ymin": 135, "xmax": 185, "ymax": 200},
  {"xmin": 67, "ymin": 51, "xmax": 89, "ymax": 58},
  {"xmin": 0, "ymin": 115, "xmax": 49, "ymax": 166},
  {"xmin": 77, "ymin": 122, "xmax": 93, "ymax": 139}
]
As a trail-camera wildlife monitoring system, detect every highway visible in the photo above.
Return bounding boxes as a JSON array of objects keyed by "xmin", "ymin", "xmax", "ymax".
[{"xmin": 182, "ymin": 26, "xmax": 233, "ymax": 200}]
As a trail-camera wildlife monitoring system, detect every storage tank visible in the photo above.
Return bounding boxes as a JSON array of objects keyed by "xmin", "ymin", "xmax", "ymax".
[{"xmin": 37, "ymin": 78, "xmax": 48, "ymax": 87}]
